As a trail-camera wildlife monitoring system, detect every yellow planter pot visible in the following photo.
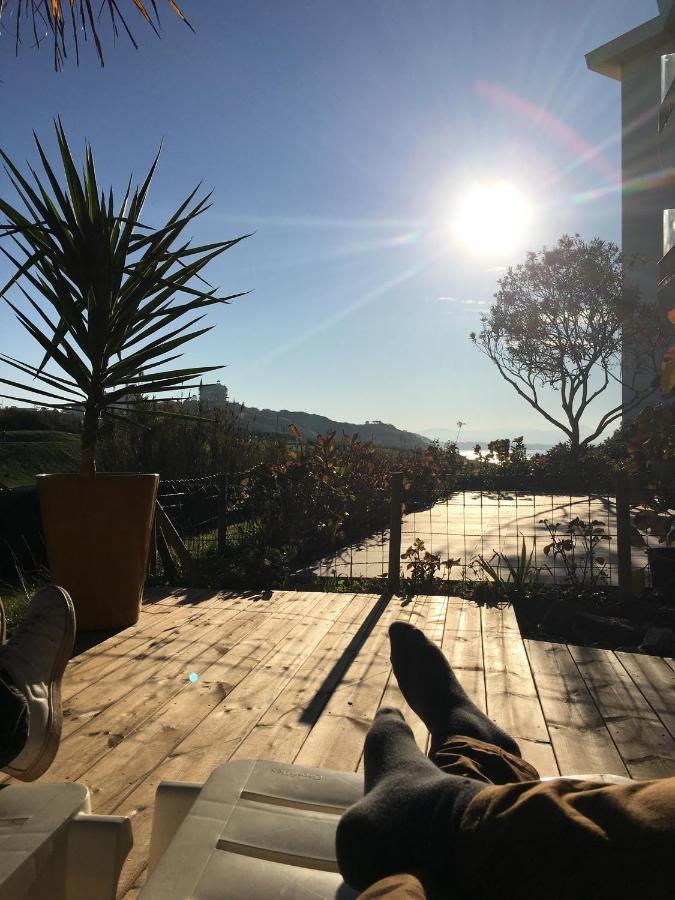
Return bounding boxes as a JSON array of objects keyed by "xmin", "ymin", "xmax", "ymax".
[{"xmin": 37, "ymin": 473, "xmax": 159, "ymax": 631}]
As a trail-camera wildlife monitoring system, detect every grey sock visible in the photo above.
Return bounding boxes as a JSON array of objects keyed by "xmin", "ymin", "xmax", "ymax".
[
  {"xmin": 389, "ymin": 621, "xmax": 521, "ymax": 756},
  {"xmin": 336, "ymin": 708, "xmax": 483, "ymax": 892}
]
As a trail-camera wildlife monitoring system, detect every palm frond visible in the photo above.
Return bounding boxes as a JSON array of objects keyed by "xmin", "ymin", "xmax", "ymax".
[
  {"xmin": 0, "ymin": 1, "xmax": 193, "ymax": 70},
  {"xmin": 0, "ymin": 121, "xmax": 247, "ymax": 473}
]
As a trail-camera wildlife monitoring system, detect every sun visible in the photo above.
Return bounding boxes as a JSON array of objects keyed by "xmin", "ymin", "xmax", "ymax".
[{"xmin": 452, "ymin": 181, "xmax": 532, "ymax": 256}]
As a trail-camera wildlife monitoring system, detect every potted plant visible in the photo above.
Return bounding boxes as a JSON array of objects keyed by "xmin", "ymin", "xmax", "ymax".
[
  {"xmin": 0, "ymin": 121, "xmax": 247, "ymax": 629},
  {"xmin": 627, "ymin": 403, "xmax": 675, "ymax": 593}
]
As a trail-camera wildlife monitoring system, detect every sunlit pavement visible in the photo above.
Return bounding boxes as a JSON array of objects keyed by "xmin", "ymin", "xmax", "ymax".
[{"xmin": 308, "ymin": 493, "xmax": 655, "ymax": 587}]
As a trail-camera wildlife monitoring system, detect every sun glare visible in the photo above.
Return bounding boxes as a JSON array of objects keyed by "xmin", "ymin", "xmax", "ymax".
[{"xmin": 452, "ymin": 182, "xmax": 532, "ymax": 256}]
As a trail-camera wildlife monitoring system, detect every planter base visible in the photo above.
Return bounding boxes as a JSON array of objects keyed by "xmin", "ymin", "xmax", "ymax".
[{"xmin": 38, "ymin": 473, "xmax": 158, "ymax": 630}]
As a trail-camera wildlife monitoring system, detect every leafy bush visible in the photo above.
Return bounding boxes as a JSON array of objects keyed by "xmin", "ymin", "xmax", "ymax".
[
  {"xmin": 464, "ymin": 437, "xmax": 622, "ymax": 493},
  {"xmin": 625, "ymin": 404, "xmax": 675, "ymax": 546},
  {"xmin": 540, "ymin": 516, "xmax": 610, "ymax": 586},
  {"xmin": 401, "ymin": 538, "xmax": 459, "ymax": 590}
]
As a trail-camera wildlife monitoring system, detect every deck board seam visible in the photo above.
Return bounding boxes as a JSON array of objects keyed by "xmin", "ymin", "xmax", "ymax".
[
  {"xmin": 523, "ymin": 639, "xmax": 561, "ymax": 776},
  {"xmin": 567, "ymin": 647, "xmax": 655, "ymax": 780}
]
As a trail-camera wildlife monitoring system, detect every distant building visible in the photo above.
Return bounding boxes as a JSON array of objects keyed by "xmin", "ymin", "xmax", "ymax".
[
  {"xmin": 586, "ymin": 1, "xmax": 675, "ymax": 416},
  {"xmin": 199, "ymin": 382, "xmax": 229, "ymax": 410}
]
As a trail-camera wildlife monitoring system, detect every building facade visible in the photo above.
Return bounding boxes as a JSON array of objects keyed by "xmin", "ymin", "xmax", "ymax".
[
  {"xmin": 199, "ymin": 382, "xmax": 229, "ymax": 410},
  {"xmin": 586, "ymin": 1, "xmax": 675, "ymax": 413}
]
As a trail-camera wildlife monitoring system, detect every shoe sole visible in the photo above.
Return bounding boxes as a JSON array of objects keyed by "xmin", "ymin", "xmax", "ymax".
[{"xmin": 4, "ymin": 586, "xmax": 76, "ymax": 782}]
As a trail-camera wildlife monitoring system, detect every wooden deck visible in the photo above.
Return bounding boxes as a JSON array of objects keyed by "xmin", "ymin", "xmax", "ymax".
[{"xmin": 5, "ymin": 589, "xmax": 675, "ymax": 897}]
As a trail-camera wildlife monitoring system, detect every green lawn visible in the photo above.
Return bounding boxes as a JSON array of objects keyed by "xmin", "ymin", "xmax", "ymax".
[{"xmin": 0, "ymin": 431, "xmax": 80, "ymax": 487}]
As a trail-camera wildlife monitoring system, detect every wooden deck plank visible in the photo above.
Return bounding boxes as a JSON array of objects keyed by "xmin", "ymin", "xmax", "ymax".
[
  {"xmin": 443, "ymin": 597, "xmax": 486, "ymax": 712},
  {"xmin": 231, "ymin": 593, "xmax": 376, "ymax": 764},
  {"xmin": 525, "ymin": 641, "xmax": 628, "ymax": 777},
  {"xmin": 111, "ymin": 591, "xmax": 360, "ymax": 896},
  {"xmin": 481, "ymin": 605, "xmax": 558, "ymax": 776},
  {"xmin": 616, "ymin": 651, "xmax": 675, "ymax": 742},
  {"xmin": 81, "ymin": 592, "xmax": 328, "ymax": 813},
  {"xmin": 62, "ymin": 591, "xmax": 266, "ymax": 701},
  {"xmin": 47, "ymin": 605, "xmax": 268, "ymax": 782},
  {"xmin": 375, "ymin": 595, "xmax": 448, "ymax": 757},
  {"xmin": 0, "ymin": 594, "xmax": 266, "ymax": 789},
  {"xmin": 61, "ymin": 602, "xmax": 256, "ymax": 739},
  {"xmin": 569, "ymin": 645, "xmax": 675, "ymax": 780},
  {"xmin": 294, "ymin": 595, "xmax": 412, "ymax": 771},
  {"xmin": 5, "ymin": 586, "xmax": 674, "ymax": 900}
]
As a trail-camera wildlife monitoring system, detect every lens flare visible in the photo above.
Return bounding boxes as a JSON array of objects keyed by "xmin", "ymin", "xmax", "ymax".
[{"xmin": 452, "ymin": 182, "xmax": 532, "ymax": 255}]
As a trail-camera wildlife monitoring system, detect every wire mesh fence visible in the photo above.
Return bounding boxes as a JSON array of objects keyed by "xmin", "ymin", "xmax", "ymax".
[
  {"xmin": 293, "ymin": 485, "xmax": 659, "ymax": 590},
  {"xmin": 155, "ymin": 471, "xmax": 259, "ymax": 565},
  {"xmin": 158, "ymin": 472, "xmax": 662, "ymax": 593}
]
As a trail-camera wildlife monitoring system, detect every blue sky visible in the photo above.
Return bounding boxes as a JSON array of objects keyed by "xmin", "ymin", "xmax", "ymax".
[{"xmin": 0, "ymin": 0, "xmax": 659, "ymax": 442}]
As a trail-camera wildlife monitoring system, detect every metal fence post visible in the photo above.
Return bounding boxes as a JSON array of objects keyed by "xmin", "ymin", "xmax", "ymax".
[
  {"xmin": 388, "ymin": 472, "xmax": 403, "ymax": 594},
  {"xmin": 616, "ymin": 472, "xmax": 632, "ymax": 601},
  {"xmin": 217, "ymin": 473, "xmax": 226, "ymax": 554}
]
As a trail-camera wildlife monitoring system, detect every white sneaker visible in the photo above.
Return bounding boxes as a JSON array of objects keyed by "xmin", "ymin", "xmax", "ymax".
[{"xmin": 0, "ymin": 586, "xmax": 75, "ymax": 781}]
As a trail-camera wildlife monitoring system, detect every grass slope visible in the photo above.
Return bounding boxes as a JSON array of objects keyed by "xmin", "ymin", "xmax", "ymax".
[{"xmin": 0, "ymin": 431, "xmax": 80, "ymax": 487}]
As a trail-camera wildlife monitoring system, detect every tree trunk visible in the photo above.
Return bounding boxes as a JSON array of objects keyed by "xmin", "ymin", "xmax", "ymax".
[{"xmin": 80, "ymin": 403, "xmax": 99, "ymax": 476}]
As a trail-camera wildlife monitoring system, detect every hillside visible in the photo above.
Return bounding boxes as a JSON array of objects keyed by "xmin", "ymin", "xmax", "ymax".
[
  {"xmin": 0, "ymin": 431, "xmax": 80, "ymax": 488},
  {"xmin": 227, "ymin": 403, "xmax": 429, "ymax": 450}
]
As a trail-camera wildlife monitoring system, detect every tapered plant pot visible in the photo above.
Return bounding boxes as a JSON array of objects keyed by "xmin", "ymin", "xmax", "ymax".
[
  {"xmin": 648, "ymin": 546, "xmax": 675, "ymax": 595},
  {"xmin": 37, "ymin": 473, "xmax": 159, "ymax": 630}
]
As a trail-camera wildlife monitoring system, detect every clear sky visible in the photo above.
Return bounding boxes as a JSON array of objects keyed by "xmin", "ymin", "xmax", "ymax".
[{"xmin": 0, "ymin": 0, "xmax": 660, "ymax": 443}]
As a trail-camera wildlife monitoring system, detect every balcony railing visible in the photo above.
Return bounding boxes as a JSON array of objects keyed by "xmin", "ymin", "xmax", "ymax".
[
  {"xmin": 658, "ymin": 210, "xmax": 675, "ymax": 314},
  {"xmin": 659, "ymin": 53, "xmax": 675, "ymax": 132}
]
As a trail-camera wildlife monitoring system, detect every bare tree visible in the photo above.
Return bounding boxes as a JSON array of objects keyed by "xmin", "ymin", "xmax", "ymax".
[
  {"xmin": 471, "ymin": 235, "xmax": 667, "ymax": 456},
  {"xmin": 0, "ymin": 0, "xmax": 192, "ymax": 70}
]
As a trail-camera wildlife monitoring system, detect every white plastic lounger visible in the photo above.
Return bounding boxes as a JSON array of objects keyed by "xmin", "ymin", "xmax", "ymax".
[
  {"xmin": 140, "ymin": 760, "xmax": 634, "ymax": 900},
  {"xmin": 141, "ymin": 760, "xmax": 361, "ymax": 899},
  {"xmin": 0, "ymin": 781, "xmax": 132, "ymax": 900}
]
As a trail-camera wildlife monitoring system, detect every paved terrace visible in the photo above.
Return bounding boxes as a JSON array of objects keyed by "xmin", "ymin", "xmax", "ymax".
[
  {"xmin": 3, "ymin": 589, "xmax": 675, "ymax": 897},
  {"xmin": 309, "ymin": 493, "xmax": 655, "ymax": 584}
]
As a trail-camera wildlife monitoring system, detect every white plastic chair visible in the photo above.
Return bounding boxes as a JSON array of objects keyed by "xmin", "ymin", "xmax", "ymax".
[{"xmin": 0, "ymin": 781, "xmax": 132, "ymax": 900}]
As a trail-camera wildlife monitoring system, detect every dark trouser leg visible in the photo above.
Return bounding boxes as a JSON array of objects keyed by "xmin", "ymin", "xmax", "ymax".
[
  {"xmin": 0, "ymin": 671, "xmax": 29, "ymax": 769},
  {"xmin": 430, "ymin": 733, "xmax": 540, "ymax": 785},
  {"xmin": 455, "ymin": 776, "xmax": 675, "ymax": 899}
]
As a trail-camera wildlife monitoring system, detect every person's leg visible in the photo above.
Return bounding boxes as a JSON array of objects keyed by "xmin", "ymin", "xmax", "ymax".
[
  {"xmin": 357, "ymin": 874, "xmax": 427, "ymax": 899},
  {"xmin": 0, "ymin": 671, "xmax": 29, "ymax": 768},
  {"xmin": 340, "ymin": 622, "xmax": 675, "ymax": 898},
  {"xmin": 336, "ymin": 708, "xmax": 484, "ymax": 893},
  {"xmin": 337, "ymin": 620, "xmax": 543, "ymax": 893},
  {"xmin": 454, "ymin": 775, "xmax": 675, "ymax": 898},
  {"xmin": 389, "ymin": 620, "xmax": 519, "ymax": 755},
  {"xmin": 389, "ymin": 621, "xmax": 541, "ymax": 784},
  {"xmin": 0, "ymin": 597, "xmax": 28, "ymax": 768},
  {"xmin": 0, "ymin": 586, "xmax": 75, "ymax": 781}
]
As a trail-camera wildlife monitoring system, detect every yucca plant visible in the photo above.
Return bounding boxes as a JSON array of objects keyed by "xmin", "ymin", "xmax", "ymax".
[
  {"xmin": 0, "ymin": 1, "xmax": 191, "ymax": 69},
  {"xmin": 0, "ymin": 119, "xmax": 247, "ymax": 476},
  {"xmin": 473, "ymin": 535, "xmax": 538, "ymax": 597}
]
